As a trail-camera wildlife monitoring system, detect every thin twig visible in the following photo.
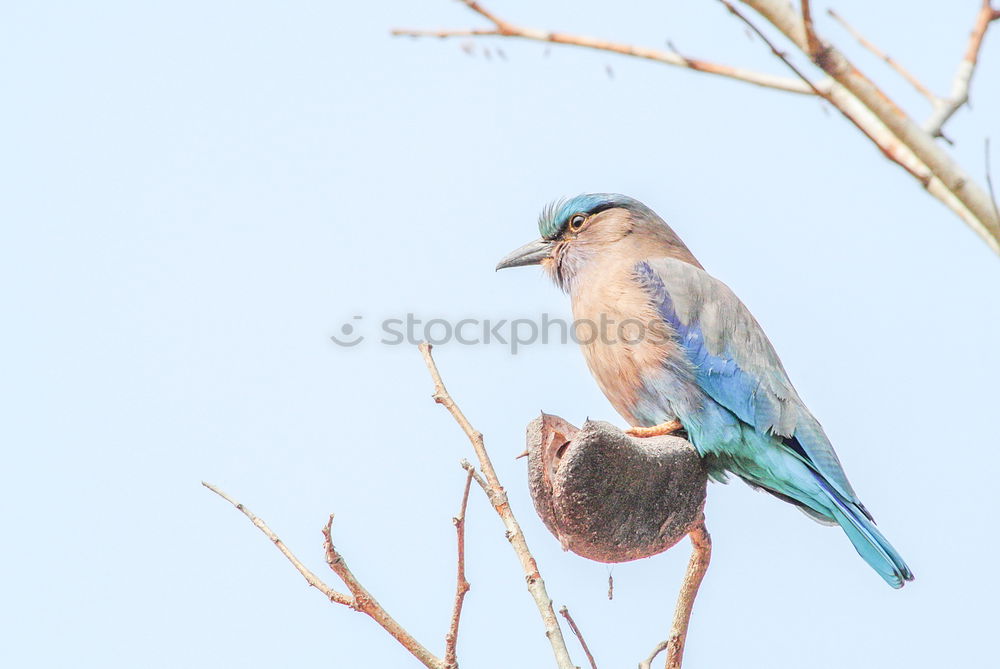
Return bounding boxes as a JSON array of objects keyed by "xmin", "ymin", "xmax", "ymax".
[
  {"xmin": 826, "ymin": 8, "xmax": 935, "ymax": 102},
  {"xmin": 924, "ymin": 1, "xmax": 1000, "ymax": 137},
  {"xmin": 456, "ymin": 0, "xmax": 509, "ymax": 31},
  {"xmin": 460, "ymin": 458, "xmax": 489, "ymax": 491},
  {"xmin": 719, "ymin": 0, "xmax": 931, "ymax": 186},
  {"xmin": 800, "ymin": 0, "xmax": 822, "ymax": 59},
  {"xmin": 639, "ymin": 640, "xmax": 670, "ymax": 669},
  {"xmin": 444, "ymin": 468, "xmax": 475, "ymax": 669},
  {"xmin": 739, "ymin": 0, "xmax": 1000, "ymax": 253},
  {"xmin": 396, "ymin": 0, "xmax": 1000, "ymax": 253},
  {"xmin": 203, "ymin": 481, "xmax": 446, "ymax": 669},
  {"xmin": 321, "ymin": 515, "xmax": 445, "ymax": 669},
  {"xmin": 201, "ymin": 481, "xmax": 353, "ymax": 606},
  {"xmin": 721, "ymin": 0, "xmax": 823, "ymax": 94},
  {"xmin": 419, "ymin": 342, "xmax": 575, "ymax": 669},
  {"xmin": 559, "ymin": 606, "xmax": 598, "ymax": 669},
  {"xmin": 663, "ymin": 524, "xmax": 712, "ymax": 669},
  {"xmin": 392, "ymin": 4, "xmax": 812, "ymax": 95},
  {"xmin": 987, "ymin": 138, "xmax": 1000, "ymax": 224}
]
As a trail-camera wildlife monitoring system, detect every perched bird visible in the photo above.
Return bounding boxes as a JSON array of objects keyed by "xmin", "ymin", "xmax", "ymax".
[{"xmin": 496, "ymin": 193, "xmax": 913, "ymax": 588}]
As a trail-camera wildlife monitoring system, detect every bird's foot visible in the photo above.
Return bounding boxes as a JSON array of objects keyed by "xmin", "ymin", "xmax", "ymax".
[{"xmin": 626, "ymin": 419, "xmax": 684, "ymax": 438}]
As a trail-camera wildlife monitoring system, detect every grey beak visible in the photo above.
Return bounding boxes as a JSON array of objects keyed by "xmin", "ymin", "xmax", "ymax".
[{"xmin": 496, "ymin": 238, "xmax": 552, "ymax": 271}]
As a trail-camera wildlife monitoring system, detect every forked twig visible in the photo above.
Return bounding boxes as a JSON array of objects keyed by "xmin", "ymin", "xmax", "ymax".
[
  {"xmin": 203, "ymin": 482, "xmax": 446, "ymax": 669},
  {"xmin": 206, "ymin": 343, "xmax": 717, "ymax": 668},
  {"xmin": 559, "ymin": 606, "xmax": 598, "ymax": 669},
  {"xmin": 640, "ymin": 640, "xmax": 670, "ymax": 669},
  {"xmin": 201, "ymin": 481, "xmax": 352, "ymax": 606},
  {"xmin": 924, "ymin": 1, "xmax": 1000, "ymax": 137},
  {"xmin": 444, "ymin": 468, "xmax": 475, "ymax": 669},
  {"xmin": 320, "ymin": 514, "xmax": 443, "ymax": 666},
  {"xmin": 718, "ymin": 0, "xmax": 930, "ymax": 186},
  {"xmin": 986, "ymin": 139, "xmax": 1000, "ymax": 225},
  {"xmin": 392, "ymin": 0, "xmax": 812, "ymax": 94},
  {"xmin": 419, "ymin": 342, "xmax": 575, "ymax": 669},
  {"xmin": 800, "ymin": 0, "xmax": 822, "ymax": 59},
  {"xmin": 395, "ymin": 0, "xmax": 1000, "ymax": 253},
  {"xmin": 826, "ymin": 8, "xmax": 935, "ymax": 102},
  {"xmin": 740, "ymin": 0, "xmax": 1000, "ymax": 250}
]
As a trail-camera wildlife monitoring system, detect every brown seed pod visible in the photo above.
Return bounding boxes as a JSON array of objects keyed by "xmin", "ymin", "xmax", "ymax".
[{"xmin": 526, "ymin": 414, "xmax": 707, "ymax": 563}]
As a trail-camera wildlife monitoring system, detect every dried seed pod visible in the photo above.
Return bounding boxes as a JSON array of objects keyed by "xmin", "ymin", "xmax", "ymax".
[{"xmin": 526, "ymin": 414, "xmax": 707, "ymax": 563}]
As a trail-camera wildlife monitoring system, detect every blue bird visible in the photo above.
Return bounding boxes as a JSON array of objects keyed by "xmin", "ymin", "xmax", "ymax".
[{"xmin": 497, "ymin": 193, "xmax": 913, "ymax": 588}]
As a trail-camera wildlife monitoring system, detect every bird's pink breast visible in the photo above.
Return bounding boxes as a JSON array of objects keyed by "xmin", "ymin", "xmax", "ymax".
[{"xmin": 570, "ymin": 263, "xmax": 677, "ymax": 427}]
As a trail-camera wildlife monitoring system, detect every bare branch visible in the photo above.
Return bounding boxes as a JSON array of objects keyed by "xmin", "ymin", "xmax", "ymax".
[
  {"xmin": 739, "ymin": 0, "xmax": 1000, "ymax": 252},
  {"xmin": 924, "ymin": 1, "xmax": 1000, "ymax": 137},
  {"xmin": 663, "ymin": 524, "xmax": 713, "ymax": 669},
  {"xmin": 419, "ymin": 342, "xmax": 576, "ymax": 669},
  {"xmin": 558, "ymin": 606, "xmax": 598, "ymax": 669},
  {"xmin": 987, "ymin": 138, "xmax": 1000, "ymax": 224},
  {"xmin": 455, "ymin": 0, "xmax": 510, "ymax": 31},
  {"xmin": 826, "ymin": 8, "xmax": 936, "ymax": 102},
  {"xmin": 639, "ymin": 640, "xmax": 670, "ymax": 669},
  {"xmin": 719, "ymin": 1, "xmax": 818, "ymax": 89},
  {"xmin": 718, "ymin": 1, "xmax": 933, "ymax": 186},
  {"xmin": 444, "ymin": 468, "xmax": 475, "ymax": 669},
  {"xmin": 201, "ymin": 481, "xmax": 353, "ymax": 606},
  {"xmin": 321, "ymin": 515, "xmax": 445, "ymax": 669},
  {"xmin": 460, "ymin": 458, "xmax": 489, "ymax": 492},
  {"xmin": 203, "ymin": 481, "xmax": 445, "ymax": 669},
  {"xmin": 800, "ymin": 0, "xmax": 822, "ymax": 58},
  {"xmin": 392, "ymin": 4, "xmax": 812, "ymax": 95},
  {"xmin": 396, "ymin": 0, "xmax": 1000, "ymax": 252}
]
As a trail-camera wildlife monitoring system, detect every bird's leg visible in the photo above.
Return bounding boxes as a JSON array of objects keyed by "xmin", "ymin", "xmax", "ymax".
[{"xmin": 626, "ymin": 419, "xmax": 684, "ymax": 438}]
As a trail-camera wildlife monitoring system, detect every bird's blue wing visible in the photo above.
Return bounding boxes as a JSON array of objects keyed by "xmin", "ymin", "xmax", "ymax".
[{"xmin": 636, "ymin": 258, "xmax": 859, "ymax": 502}]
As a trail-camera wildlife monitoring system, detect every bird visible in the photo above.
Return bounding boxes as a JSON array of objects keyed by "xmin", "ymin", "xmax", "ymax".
[{"xmin": 496, "ymin": 193, "xmax": 913, "ymax": 588}]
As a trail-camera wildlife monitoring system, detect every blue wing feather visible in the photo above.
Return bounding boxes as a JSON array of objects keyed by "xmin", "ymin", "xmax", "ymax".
[
  {"xmin": 636, "ymin": 259, "xmax": 860, "ymax": 503},
  {"xmin": 628, "ymin": 258, "xmax": 911, "ymax": 587}
]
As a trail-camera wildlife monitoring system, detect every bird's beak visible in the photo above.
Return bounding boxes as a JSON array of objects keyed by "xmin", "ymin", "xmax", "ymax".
[{"xmin": 495, "ymin": 238, "xmax": 552, "ymax": 271}]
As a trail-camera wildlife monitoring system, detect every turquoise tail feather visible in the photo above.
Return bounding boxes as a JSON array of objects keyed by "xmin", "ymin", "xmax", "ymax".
[
  {"xmin": 812, "ymin": 473, "xmax": 914, "ymax": 588},
  {"xmin": 684, "ymin": 404, "xmax": 913, "ymax": 588}
]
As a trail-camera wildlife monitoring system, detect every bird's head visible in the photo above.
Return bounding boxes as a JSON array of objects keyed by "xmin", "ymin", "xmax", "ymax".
[{"xmin": 496, "ymin": 193, "xmax": 698, "ymax": 292}]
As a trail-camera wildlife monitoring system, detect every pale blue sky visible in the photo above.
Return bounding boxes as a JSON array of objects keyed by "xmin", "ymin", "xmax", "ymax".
[{"xmin": 3, "ymin": 2, "xmax": 998, "ymax": 667}]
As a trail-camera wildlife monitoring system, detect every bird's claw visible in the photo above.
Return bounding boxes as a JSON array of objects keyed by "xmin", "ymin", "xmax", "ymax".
[{"xmin": 626, "ymin": 419, "xmax": 684, "ymax": 438}]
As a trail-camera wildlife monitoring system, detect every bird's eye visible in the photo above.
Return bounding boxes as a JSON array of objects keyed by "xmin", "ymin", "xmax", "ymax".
[{"xmin": 569, "ymin": 214, "xmax": 587, "ymax": 231}]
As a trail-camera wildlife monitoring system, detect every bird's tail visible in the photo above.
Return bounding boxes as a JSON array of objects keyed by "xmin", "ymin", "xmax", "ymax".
[{"xmin": 812, "ymin": 473, "xmax": 914, "ymax": 589}]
